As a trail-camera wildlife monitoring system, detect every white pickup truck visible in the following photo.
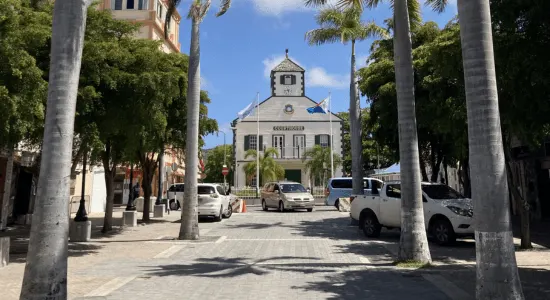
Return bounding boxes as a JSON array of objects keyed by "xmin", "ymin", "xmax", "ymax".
[{"xmin": 350, "ymin": 181, "xmax": 474, "ymax": 245}]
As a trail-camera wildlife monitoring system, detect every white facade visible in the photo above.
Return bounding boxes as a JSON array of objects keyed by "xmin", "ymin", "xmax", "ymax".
[{"xmin": 233, "ymin": 52, "xmax": 344, "ymax": 188}]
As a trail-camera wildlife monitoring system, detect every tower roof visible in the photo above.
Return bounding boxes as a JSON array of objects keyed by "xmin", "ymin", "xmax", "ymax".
[{"xmin": 272, "ymin": 49, "xmax": 305, "ymax": 72}]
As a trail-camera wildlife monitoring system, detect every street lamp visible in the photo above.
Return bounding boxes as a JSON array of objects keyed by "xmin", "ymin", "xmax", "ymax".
[
  {"xmin": 74, "ymin": 149, "xmax": 88, "ymax": 222},
  {"xmin": 217, "ymin": 130, "xmax": 227, "ymax": 189}
]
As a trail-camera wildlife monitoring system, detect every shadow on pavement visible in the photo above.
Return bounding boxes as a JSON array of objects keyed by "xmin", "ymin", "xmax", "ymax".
[{"xmin": 143, "ymin": 256, "xmax": 396, "ymax": 279}]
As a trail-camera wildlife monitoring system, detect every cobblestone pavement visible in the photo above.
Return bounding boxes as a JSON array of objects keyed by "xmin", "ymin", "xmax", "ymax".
[{"xmin": 2, "ymin": 206, "xmax": 550, "ymax": 299}]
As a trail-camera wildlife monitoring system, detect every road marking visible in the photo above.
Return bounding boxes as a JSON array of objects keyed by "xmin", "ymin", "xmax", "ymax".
[
  {"xmin": 215, "ymin": 236, "xmax": 227, "ymax": 243},
  {"xmin": 153, "ymin": 245, "xmax": 185, "ymax": 258},
  {"xmin": 226, "ymin": 238, "xmax": 327, "ymax": 241},
  {"xmin": 85, "ymin": 276, "xmax": 136, "ymax": 297},
  {"xmin": 422, "ymin": 274, "xmax": 472, "ymax": 300},
  {"xmin": 359, "ymin": 256, "xmax": 371, "ymax": 264}
]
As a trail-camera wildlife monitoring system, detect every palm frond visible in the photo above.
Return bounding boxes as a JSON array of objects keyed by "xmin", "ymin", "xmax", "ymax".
[
  {"xmin": 336, "ymin": 0, "xmax": 365, "ymax": 10},
  {"xmin": 263, "ymin": 147, "xmax": 280, "ymax": 158},
  {"xmin": 424, "ymin": 0, "xmax": 448, "ymax": 13},
  {"xmin": 305, "ymin": 28, "xmax": 342, "ymax": 46},
  {"xmin": 316, "ymin": 7, "xmax": 345, "ymax": 27},
  {"xmin": 356, "ymin": 21, "xmax": 390, "ymax": 41},
  {"xmin": 164, "ymin": 0, "xmax": 182, "ymax": 39},
  {"xmin": 216, "ymin": 0, "xmax": 232, "ymax": 17},
  {"xmin": 198, "ymin": 0, "xmax": 212, "ymax": 21},
  {"xmin": 304, "ymin": 0, "xmax": 330, "ymax": 7},
  {"xmin": 187, "ymin": 1, "xmax": 202, "ymax": 20},
  {"xmin": 244, "ymin": 149, "xmax": 258, "ymax": 160}
]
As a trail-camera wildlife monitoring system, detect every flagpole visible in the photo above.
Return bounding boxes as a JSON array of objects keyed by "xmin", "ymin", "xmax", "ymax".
[
  {"xmin": 256, "ymin": 92, "xmax": 260, "ymax": 198},
  {"xmin": 329, "ymin": 92, "xmax": 334, "ymax": 178}
]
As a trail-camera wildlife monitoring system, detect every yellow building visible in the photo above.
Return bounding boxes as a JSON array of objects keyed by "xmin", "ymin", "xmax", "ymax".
[{"xmin": 99, "ymin": 0, "xmax": 181, "ymax": 53}]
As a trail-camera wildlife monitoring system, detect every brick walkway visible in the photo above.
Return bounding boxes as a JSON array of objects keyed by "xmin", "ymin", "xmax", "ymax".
[{"xmin": 1, "ymin": 207, "xmax": 550, "ymax": 299}]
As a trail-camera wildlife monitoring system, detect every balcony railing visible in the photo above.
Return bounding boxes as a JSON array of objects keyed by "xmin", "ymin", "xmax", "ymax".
[{"xmin": 244, "ymin": 146, "xmax": 322, "ymax": 160}]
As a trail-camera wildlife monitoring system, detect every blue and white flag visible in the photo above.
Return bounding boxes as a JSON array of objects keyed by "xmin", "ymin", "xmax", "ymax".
[
  {"xmin": 306, "ymin": 97, "xmax": 329, "ymax": 114},
  {"xmin": 237, "ymin": 100, "xmax": 257, "ymax": 120}
]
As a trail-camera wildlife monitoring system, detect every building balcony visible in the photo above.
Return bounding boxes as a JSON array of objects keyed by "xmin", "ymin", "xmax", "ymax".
[{"xmin": 242, "ymin": 146, "xmax": 328, "ymax": 161}]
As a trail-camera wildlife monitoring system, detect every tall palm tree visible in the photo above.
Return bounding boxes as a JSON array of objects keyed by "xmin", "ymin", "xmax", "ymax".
[
  {"xmin": 302, "ymin": 145, "xmax": 342, "ymax": 186},
  {"xmin": 456, "ymin": 1, "xmax": 524, "ymax": 298},
  {"xmin": 165, "ymin": 0, "xmax": 231, "ymax": 240},
  {"xmin": 243, "ymin": 148, "xmax": 285, "ymax": 185},
  {"xmin": 20, "ymin": 0, "xmax": 92, "ymax": 298},
  {"xmin": 305, "ymin": 0, "xmax": 431, "ymax": 263},
  {"xmin": 305, "ymin": 6, "xmax": 387, "ymax": 198}
]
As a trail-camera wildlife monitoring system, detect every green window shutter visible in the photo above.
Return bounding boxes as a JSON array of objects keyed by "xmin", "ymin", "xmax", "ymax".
[
  {"xmin": 280, "ymin": 75, "xmax": 284, "ymax": 84},
  {"xmin": 259, "ymin": 135, "xmax": 263, "ymax": 151},
  {"xmin": 291, "ymin": 75, "xmax": 296, "ymax": 85},
  {"xmin": 315, "ymin": 135, "xmax": 320, "ymax": 145},
  {"xmin": 244, "ymin": 135, "xmax": 250, "ymax": 151}
]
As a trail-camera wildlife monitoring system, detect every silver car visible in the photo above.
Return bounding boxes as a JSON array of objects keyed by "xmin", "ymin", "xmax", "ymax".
[{"xmin": 261, "ymin": 181, "xmax": 315, "ymax": 212}]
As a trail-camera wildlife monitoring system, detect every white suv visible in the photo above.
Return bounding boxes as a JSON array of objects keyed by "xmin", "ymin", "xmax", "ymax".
[
  {"xmin": 350, "ymin": 181, "xmax": 474, "ymax": 245},
  {"xmin": 168, "ymin": 183, "xmax": 232, "ymax": 221}
]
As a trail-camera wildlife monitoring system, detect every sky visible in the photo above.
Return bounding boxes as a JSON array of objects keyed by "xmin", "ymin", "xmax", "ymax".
[{"xmin": 175, "ymin": 0, "xmax": 458, "ymax": 149}]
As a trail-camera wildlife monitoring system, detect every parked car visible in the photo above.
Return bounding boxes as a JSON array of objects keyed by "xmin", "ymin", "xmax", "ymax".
[
  {"xmin": 325, "ymin": 177, "xmax": 383, "ymax": 209},
  {"xmin": 168, "ymin": 183, "xmax": 232, "ymax": 221},
  {"xmin": 350, "ymin": 181, "xmax": 474, "ymax": 245},
  {"xmin": 261, "ymin": 181, "xmax": 315, "ymax": 212}
]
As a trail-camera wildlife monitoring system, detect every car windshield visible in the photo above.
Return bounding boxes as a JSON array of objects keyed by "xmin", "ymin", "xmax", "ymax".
[
  {"xmin": 198, "ymin": 186, "xmax": 216, "ymax": 195},
  {"xmin": 280, "ymin": 184, "xmax": 307, "ymax": 193},
  {"xmin": 422, "ymin": 185, "xmax": 464, "ymax": 200}
]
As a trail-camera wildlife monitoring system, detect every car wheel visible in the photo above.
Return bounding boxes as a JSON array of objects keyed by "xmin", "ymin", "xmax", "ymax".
[
  {"xmin": 307, "ymin": 208, "xmax": 313, "ymax": 212},
  {"xmin": 215, "ymin": 206, "xmax": 223, "ymax": 222},
  {"xmin": 169, "ymin": 200, "xmax": 179, "ymax": 211},
  {"xmin": 334, "ymin": 199, "xmax": 340, "ymax": 211},
  {"xmin": 223, "ymin": 204, "xmax": 233, "ymax": 219},
  {"xmin": 431, "ymin": 218, "xmax": 456, "ymax": 246},
  {"xmin": 360, "ymin": 212, "xmax": 381, "ymax": 238},
  {"xmin": 262, "ymin": 200, "xmax": 268, "ymax": 211},
  {"xmin": 278, "ymin": 201, "xmax": 285, "ymax": 212}
]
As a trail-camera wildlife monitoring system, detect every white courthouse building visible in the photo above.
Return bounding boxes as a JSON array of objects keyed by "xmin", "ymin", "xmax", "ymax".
[{"xmin": 232, "ymin": 52, "xmax": 344, "ymax": 188}]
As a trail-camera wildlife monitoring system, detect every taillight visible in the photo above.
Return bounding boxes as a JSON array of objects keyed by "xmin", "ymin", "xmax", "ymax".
[{"xmin": 325, "ymin": 188, "xmax": 330, "ymax": 196}]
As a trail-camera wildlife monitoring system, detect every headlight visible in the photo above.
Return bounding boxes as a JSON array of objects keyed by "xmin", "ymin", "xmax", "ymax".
[{"xmin": 447, "ymin": 206, "xmax": 473, "ymax": 217}]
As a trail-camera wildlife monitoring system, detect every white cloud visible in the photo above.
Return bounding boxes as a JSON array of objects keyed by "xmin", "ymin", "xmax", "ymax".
[
  {"xmin": 246, "ymin": 0, "xmax": 339, "ymax": 17},
  {"xmin": 307, "ymin": 67, "xmax": 349, "ymax": 89},
  {"xmin": 357, "ymin": 54, "xmax": 371, "ymax": 68}
]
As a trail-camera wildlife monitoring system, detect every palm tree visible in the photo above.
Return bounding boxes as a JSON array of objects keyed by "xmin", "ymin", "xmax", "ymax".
[
  {"xmin": 305, "ymin": 6, "xmax": 387, "ymax": 198},
  {"xmin": 243, "ymin": 148, "xmax": 285, "ymax": 185},
  {"xmin": 305, "ymin": 0, "xmax": 436, "ymax": 264},
  {"xmin": 302, "ymin": 145, "xmax": 342, "ymax": 186},
  {"xmin": 20, "ymin": 0, "xmax": 92, "ymax": 298},
  {"xmin": 164, "ymin": 0, "xmax": 231, "ymax": 240},
  {"xmin": 456, "ymin": 1, "xmax": 524, "ymax": 298}
]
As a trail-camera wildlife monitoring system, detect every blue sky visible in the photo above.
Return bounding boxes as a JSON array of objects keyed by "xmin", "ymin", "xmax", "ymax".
[{"xmin": 175, "ymin": 0, "xmax": 458, "ymax": 149}]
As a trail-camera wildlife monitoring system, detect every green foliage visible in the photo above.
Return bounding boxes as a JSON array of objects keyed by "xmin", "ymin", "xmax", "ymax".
[
  {"xmin": 337, "ymin": 110, "xmax": 395, "ymax": 174},
  {"xmin": 301, "ymin": 145, "xmax": 342, "ymax": 184},
  {"xmin": 0, "ymin": 0, "xmax": 48, "ymax": 148},
  {"xmin": 305, "ymin": 6, "xmax": 388, "ymax": 46},
  {"xmin": 243, "ymin": 148, "xmax": 285, "ymax": 185},
  {"xmin": 204, "ymin": 145, "xmax": 233, "ymax": 184},
  {"xmin": 359, "ymin": 21, "xmax": 467, "ymax": 178}
]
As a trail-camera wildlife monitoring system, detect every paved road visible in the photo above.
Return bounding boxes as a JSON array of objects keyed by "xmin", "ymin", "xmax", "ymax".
[{"xmin": 73, "ymin": 207, "xmax": 461, "ymax": 300}]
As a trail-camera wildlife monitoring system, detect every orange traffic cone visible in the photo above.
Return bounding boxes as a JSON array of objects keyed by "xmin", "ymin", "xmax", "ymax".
[{"xmin": 242, "ymin": 200, "xmax": 247, "ymax": 213}]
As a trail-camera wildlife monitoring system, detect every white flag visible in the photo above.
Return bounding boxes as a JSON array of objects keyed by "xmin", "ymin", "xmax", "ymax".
[{"xmin": 237, "ymin": 100, "xmax": 257, "ymax": 120}]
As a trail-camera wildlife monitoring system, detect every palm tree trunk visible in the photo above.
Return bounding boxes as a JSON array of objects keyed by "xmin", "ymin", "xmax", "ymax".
[
  {"xmin": 179, "ymin": 17, "xmax": 201, "ymax": 240},
  {"xmin": 457, "ymin": 0, "xmax": 524, "ymax": 298},
  {"xmin": 1, "ymin": 146, "xmax": 14, "ymax": 230},
  {"xmin": 349, "ymin": 40, "xmax": 364, "ymax": 195},
  {"xmin": 20, "ymin": 0, "xmax": 90, "ymax": 298},
  {"xmin": 393, "ymin": 0, "xmax": 431, "ymax": 263}
]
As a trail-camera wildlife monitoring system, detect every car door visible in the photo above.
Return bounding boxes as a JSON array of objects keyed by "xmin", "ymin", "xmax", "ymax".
[
  {"xmin": 379, "ymin": 184, "xmax": 402, "ymax": 227},
  {"xmin": 216, "ymin": 185, "xmax": 228, "ymax": 212},
  {"xmin": 362, "ymin": 179, "xmax": 371, "ymax": 195},
  {"xmin": 271, "ymin": 184, "xmax": 281, "ymax": 206}
]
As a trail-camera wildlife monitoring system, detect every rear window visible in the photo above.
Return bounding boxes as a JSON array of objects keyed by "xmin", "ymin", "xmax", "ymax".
[
  {"xmin": 198, "ymin": 186, "xmax": 216, "ymax": 194},
  {"xmin": 330, "ymin": 179, "xmax": 353, "ymax": 189},
  {"xmin": 422, "ymin": 185, "xmax": 463, "ymax": 200}
]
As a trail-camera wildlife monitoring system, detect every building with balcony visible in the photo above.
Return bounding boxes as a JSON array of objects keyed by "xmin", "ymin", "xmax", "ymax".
[
  {"xmin": 232, "ymin": 51, "xmax": 344, "ymax": 188},
  {"xmin": 99, "ymin": 0, "xmax": 181, "ymax": 53}
]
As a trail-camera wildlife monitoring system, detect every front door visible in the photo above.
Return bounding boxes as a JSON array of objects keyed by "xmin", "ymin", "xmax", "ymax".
[
  {"xmin": 379, "ymin": 184, "xmax": 402, "ymax": 227},
  {"xmin": 285, "ymin": 169, "xmax": 302, "ymax": 184},
  {"xmin": 293, "ymin": 135, "xmax": 306, "ymax": 159},
  {"xmin": 273, "ymin": 135, "xmax": 285, "ymax": 158}
]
